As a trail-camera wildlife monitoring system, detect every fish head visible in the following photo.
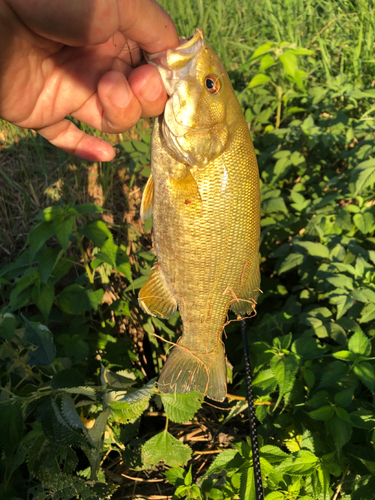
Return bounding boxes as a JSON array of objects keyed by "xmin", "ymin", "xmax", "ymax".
[{"xmin": 146, "ymin": 29, "xmax": 234, "ymax": 167}]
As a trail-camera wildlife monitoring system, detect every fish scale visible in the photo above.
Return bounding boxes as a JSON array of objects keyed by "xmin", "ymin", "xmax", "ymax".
[{"xmin": 139, "ymin": 29, "xmax": 260, "ymax": 401}]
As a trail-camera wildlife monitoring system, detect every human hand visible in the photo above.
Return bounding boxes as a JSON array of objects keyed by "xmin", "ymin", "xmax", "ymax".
[{"xmin": 0, "ymin": 0, "xmax": 179, "ymax": 161}]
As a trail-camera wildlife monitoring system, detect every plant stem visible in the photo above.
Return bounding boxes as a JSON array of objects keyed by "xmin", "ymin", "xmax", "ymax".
[
  {"xmin": 74, "ymin": 223, "xmax": 94, "ymax": 285},
  {"xmin": 332, "ymin": 464, "xmax": 350, "ymax": 500}
]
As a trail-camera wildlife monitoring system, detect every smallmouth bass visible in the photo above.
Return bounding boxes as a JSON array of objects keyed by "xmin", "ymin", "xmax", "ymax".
[{"xmin": 138, "ymin": 29, "xmax": 260, "ymax": 402}]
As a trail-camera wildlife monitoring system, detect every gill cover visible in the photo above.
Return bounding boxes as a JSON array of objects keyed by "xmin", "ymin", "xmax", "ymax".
[{"xmin": 145, "ymin": 29, "xmax": 230, "ymax": 167}]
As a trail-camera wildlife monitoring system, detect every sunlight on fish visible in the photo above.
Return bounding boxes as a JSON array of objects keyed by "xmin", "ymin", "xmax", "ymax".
[{"xmin": 138, "ymin": 28, "xmax": 261, "ymax": 402}]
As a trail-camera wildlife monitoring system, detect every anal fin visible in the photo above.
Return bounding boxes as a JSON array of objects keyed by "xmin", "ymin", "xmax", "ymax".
[
  {"xmin": 231, "ymin": 253, "xmax": 261, "ymax": 315},
  {"xmin": 138, "ymin": 266, "xmax": 177, "ymax": 319},
  {"xmin": 140, "ymin": 174, "xmax": 154, "ymax": 220}
]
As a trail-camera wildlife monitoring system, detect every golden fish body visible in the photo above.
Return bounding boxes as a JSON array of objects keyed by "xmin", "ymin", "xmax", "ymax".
[{"xmin": 139, "ymin": 29, "xmax": 260, "ymax": 401}]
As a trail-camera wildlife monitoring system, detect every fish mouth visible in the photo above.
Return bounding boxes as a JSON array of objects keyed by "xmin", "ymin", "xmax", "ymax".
[
  {"xmin": 145, "ymin": 28, "xmax": 204, "ymax": 74},
  {"xmin": 145, "ymin": 29, "xmax": 208, "ymax": 165}
]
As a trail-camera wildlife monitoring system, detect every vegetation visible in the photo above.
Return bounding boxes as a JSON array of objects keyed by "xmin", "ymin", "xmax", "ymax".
[{"xmin": 1, "ymin": 0, "xmax": 375, "ymax": 498}]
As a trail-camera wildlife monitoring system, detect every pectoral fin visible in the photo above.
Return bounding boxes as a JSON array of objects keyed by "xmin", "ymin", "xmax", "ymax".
[
  {"xmin": 168, "ymin": 167, "xmax": 202, "ymax": 209},
  {"xmin": 138, "ymin": 266, "xmax": 177, "ymax": 319},
  {"xmin": 140, "ymin": 174, "xmax": 154, "ymax": 220},
  {"xmin": 231, "ymin": 254, "xmax": 261, "ymax": 315}
]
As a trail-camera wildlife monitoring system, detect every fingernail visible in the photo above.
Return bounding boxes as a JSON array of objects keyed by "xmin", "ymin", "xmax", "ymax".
[
  {"xmin": 139, "ymin": 75, "xmax": 163, "ymax": 102},
  {"xmin": 107, "ymin": 74, "xmax": 131, "ymax": 108}
]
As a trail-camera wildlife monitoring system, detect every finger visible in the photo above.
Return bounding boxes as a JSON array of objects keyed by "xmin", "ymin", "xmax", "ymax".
[
  {"xmin": 71, "ymin": 66, "xmax": 166, "ymax": 132},
  {"xmin": 98, "ymin": 70, "xmax": 142, "ymax": 133},
  {"xmin": 8, "ymin": 0, "xmax": 179, "ymax": 51},
  {"xmin": 8, "ymin": 0, "xmax": 120, "ymax": 46},
  {"xmin": 118, "ymin": 0, "xmax": 180, "ymax": 53},
  {"xmin": 128, "ymin": 65, "xmax": 167, "ymax": 118},
  {"xmin": 36, "ymin": 119, "xmax": 115, "ymax": 162}
]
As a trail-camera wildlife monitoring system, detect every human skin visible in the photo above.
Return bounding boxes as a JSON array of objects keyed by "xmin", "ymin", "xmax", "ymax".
[{"xmin": 0, "ymin": 0, "xmax": 179, "ymax": 161}]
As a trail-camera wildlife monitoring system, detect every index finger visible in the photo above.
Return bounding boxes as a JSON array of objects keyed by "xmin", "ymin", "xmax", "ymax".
[{"xmin": 118, "ymin": 0, "xmax": 180, "ymax": 53}]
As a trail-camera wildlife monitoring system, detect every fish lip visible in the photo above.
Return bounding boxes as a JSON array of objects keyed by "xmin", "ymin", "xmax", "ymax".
[{"xmin": 144, "ymin": 28, "xmax": 204, "ymax": 70}]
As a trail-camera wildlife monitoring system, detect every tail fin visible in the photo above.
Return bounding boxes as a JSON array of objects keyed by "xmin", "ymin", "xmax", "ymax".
[{"xmin": 158, "ymin": 342, "xmax": 227, "ymax": 402}]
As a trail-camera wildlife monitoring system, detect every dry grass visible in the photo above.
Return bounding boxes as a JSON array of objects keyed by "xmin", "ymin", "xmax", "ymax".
[{"xmin": 0, "ymin": 118, "xmax": 151, "ymax": 267}]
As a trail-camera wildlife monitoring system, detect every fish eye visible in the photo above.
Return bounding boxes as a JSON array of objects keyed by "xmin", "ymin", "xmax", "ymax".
[{"xmin": 205, "ymin": 74, "xmax": 221, "ymax": 94}]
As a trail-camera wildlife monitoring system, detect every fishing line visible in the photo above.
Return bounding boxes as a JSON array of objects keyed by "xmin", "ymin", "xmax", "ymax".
[{"xmin": 241, "ymin": 317, "xmax": 264, "ymax": 500}]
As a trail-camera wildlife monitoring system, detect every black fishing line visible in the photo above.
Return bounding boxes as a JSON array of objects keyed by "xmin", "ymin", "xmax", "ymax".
[{"xmin": 241, "ymin": 317, "xmax": 264, "ymax": 500}]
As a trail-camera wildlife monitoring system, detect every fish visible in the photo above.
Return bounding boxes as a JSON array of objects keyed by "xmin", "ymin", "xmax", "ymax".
[{"xmin": 138, "ymin": 28, "xmax": 260, "ymax": 402}]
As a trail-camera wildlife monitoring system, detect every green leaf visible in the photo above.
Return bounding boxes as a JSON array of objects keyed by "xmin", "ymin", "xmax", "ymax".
[
  {"xmin": 278, "ymin": 253, "xmax": 304, "ymax": 274},
  {"xmin": 262, "ymin": 197, "xmax": 288, "ymax": 214},
  {"xmin": 38, "ymin": 247, "xmax": 62, "ymax": 282},
  {"xmin": 276, "ymin": 450, "xmax": 318, "ymax": 475},
  {"xmin": 60, "ymin": 394, "xmax": 87, "ymax": 431},
  {"xmin": 63, "ymin": 386, "xmax": 97, "ymax": 399},
  {"xmin": 132, "ymin": 139, "xmax": 149, "ymax": 153},
  {"xmin": 351, "ymin": 159, "xmax": 375, "ymax": 195},
  {"xmin": 354, "ymin": 212, "xmax": 374, "ymax": 234},
  {"xmin": 308, "ymin": 406, "xmax": 335, "ymax": 421},
  {"xmin": 87, "ymin": 409, "xmax": 110, "ymax": 449},
  {"xmin": 335, "ymin": 407, "xmax": 351, "ymax": 423},
  {"xmin": 348, "ymin": 329, "xmax": 371, "ymax": 356},
  {"xmin": 203, "ymin": 449, "xmax": 241, "ymax": 479},
  {"xmin": 250, "ymin": 42, "xmax": 273, "ymax": 60},
  {"xmin": 124, "ymin": 274, "xmax": 150, "ymax": 292},
  {"xmin": 0, "ymin": 404, "xmax": 23, "ymax": 456},
  {"xmin": 50, "ymin": 368, "xmax": 85, "ymax": 390},
  {"xmin": 32, "ymin": 281, "xmax": 55, "ymax": 321},
  {"xmin": 270, "ymin": 353, "xmax": 299, "ymax": 407},
  {"xmin": 326, "ymin": 274, "xmax": 354, "ymax": 290},
  {"xmin": 292, "ymin": 337, "xmax": 324, "ymax": 359},
  {"xmin": 330, "ymin": 294, "xmax": 355, "ymax": 319},
  {"xmin": 58, "ymin": 284, "xmax": 96, "ymax": 315},
  {"xmin": 319, "ymin": 361, "xmax": 348, "ymax": 387},
  {"xmin": 55, "ymin": 215, "xmax": 75, "ymax": 251},
  {"xmin": 248, "ymin": 74, "xmax": 271, "ymax": 88},
  {"xmin": 331, "ymin": 350, "xmax": 356, "ymax": 361},
  {"xmin": 115, "ymin": 252, "xmax": 132, "ymax": 281},
  {"xmin": 23, "ymin": 316, "xmax": 56, "ymax": 366},
  {"xmin": 80, "ymin": 220, "xmax": 113, "ymax": 247},
  {"xmin": 101, "ymin": 365, "xmax": 137, "ymax": 398},
  {"xmin": 164, "ymin": 467, "xmax": 185, "ymax": 486},
  {"xmin": 335, "ymin": 209, "xmax": 352, "ymax": 231},
  {"xmin": 329, "ymin": 415, "xmax": 352, "ymax": 451},
  {"xmin": 28, "ymin": 221, "xmax": 56, "ymax": 262},
  {"xmin": 108, "ymin": 379, "xmax": 155, "ymax": 423},
  {"xmin": 294, "ymin": 241, "xmax": 329, "ymax": 259},
  {"xmin": 75, "ymin": 203, "xmax": 106, "ymax": 215},
  {"xmin": 260, "ymin": 445, "xmax": 289, "ymax": 463},
  {"xmin": 334, "ymin": 388, "xmax": 354, "ymax": 408},
  {"xmin": 142, "ymin": 431, "xmax": 191, "ymax": 468},
  {"xmin": 354, "ymin": 362, "xmax": 375, "ymax": 391},
  {"xmin": 259, "ymin": 53, "xmax": 275, "ymax": 71},
  {"xmin": 359, "ymin": 303, "xmax": 375, "ymax": 323},
  {"xmin": 240, "ymin": 466, "xmax": 255, "ymax": 500},
  {"xmin": 351, "ymin": 288, "xmax": 375, "ymax": 303},
  {"xmin": 265, "ymin": 493, "xmax": 285, "ymax": 500},
  {"xmin": 161, "ymin": 391, "xmax": 203, "ymax": 423},
  {"xmin": 10, "ymin": 271, "xmax": 39, "ymax": 310},
  {"xmin": 87, "ymin": 289, "xmax": 104, "ymax": 312},
  {"xmin": 279, "ymin": 50, "xmax": 298, "ymax": 78},
  {"xmin": 95, "ymin": 239, "xmax": 118, "ymax": 268},
  {"xmin": 350, "ymin": 409, "xmax": 375, "ymax": 429},
  {"xmin": 0, "ymin": 313, "xmax": 17, "ymax": 341}
]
